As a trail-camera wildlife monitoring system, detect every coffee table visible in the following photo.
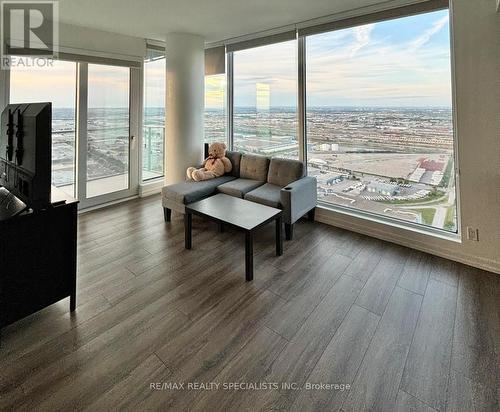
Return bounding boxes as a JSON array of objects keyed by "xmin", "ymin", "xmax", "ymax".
[{"xmin": 184, "ymin": 193, "xmax": 283, "ymax": 281}]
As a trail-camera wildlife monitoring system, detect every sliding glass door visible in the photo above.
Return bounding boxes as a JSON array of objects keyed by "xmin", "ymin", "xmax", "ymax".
[
  {"xmin": 9, "ymin": 59, "xmax": 140, "ymax": 208},
  {"xmin": 86, "ymin": 64, "xmax": 131, "ymax": 198}
]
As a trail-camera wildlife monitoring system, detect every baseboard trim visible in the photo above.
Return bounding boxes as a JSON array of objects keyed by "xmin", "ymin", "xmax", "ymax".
[
  {"xmin": 316, "ymin": 207, "xmax": 500, "ymax": 274},
  {"xmin": 139, "ymin": 180, "xmax": 163, "ymax": 198},
  {"xmin": 78, "ymin": 195, "xmax": 139, "ymax": 214}
]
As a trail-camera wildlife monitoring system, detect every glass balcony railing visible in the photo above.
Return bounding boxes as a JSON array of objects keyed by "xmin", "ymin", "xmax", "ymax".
[{"xmin": 143, "ymin": 125, "xmax": 165, "ymax": 180}]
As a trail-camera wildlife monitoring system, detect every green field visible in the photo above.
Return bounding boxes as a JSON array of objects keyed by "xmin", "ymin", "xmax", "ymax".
[
  {"xmin": 380, "ymin": 189, "xmax": 445, "ymax": 205},
  {"xmin": 444, "ymin": 206, "xmax": 457, "ymax": 231},
  {"xmin": 411, "ymin": 208, "xmax": 437, "ymax": 225},
  {"xmin": 440, "ymin": 158, "xmax": 454, "ymax": 188}
]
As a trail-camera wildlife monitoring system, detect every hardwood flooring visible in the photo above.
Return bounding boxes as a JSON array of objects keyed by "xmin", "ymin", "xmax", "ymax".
[{"xmin": 0, "ymin": 195, "xmax": 498, "ymax": 411}]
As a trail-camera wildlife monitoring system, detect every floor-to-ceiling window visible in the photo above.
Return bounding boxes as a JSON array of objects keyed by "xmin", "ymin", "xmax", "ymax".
[
  {"xmin": 233, "ymin": 40, "xmax": 298, "ymax": 158},
  {"xmin": 204, "ymin": 74, "xmax": 226, "ymax": 145},
  {"xmin": 305, "ymin": 8, "xmax": 457, "ymax": 232},
  {"xmin": 10, "ymin": 59, "xmax": 77, "ymax": 198},
  {"xmin": 143, "ymin": 48, "xmax": 165, "ymax": 181}
]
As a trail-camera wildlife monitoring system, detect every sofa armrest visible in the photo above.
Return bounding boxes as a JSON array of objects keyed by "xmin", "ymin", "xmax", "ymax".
[{"xmin": 280, "ymin": 176, "xmax": 317, "ymax": 224}]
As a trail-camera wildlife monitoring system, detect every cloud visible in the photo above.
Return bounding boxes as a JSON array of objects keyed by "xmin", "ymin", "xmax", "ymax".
[
  {"xmin": 350, "ymin": 23, "xmax": 375, "ymax": 56},
  {"xmin": 305, "ymin": 25, "xmax": 452, "ymax": 107},
  {"xmin": 409, "ymin": 15, "xmax": 449, "ymax": 51},
  {"xmin": 228, "ymin": 10, "xmax": 452, "ymax": 107}
]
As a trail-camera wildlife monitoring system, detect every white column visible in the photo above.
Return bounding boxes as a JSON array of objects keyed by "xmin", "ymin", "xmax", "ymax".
[{"xmin": 164, "ymin": 33, "xmax": 205, "ymax": 184}]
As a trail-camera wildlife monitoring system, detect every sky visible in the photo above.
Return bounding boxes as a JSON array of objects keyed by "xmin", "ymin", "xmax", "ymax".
[
  {"xmin": 233, "ymin": 9, "xmax": 452, "ymax": 108},
  {"xmin": 10, "ymin": 61, "xmax": 129, "ymax": 108},
  {"xmin": 11, "ymin": 9, "xmax": 452, "ymax": 110},
  {"xmin": 144, "ymin": 56, "xmax": 165, "ymax": 108},
  {"xmin": 10, "ymin": 59, "xmax": 77, "ymax": 107}
]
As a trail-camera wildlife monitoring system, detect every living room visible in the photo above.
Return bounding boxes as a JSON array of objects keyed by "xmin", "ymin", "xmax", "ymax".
[{"xmin": 0, "ymin": 0, "xmax": 498, "ymax": 411}]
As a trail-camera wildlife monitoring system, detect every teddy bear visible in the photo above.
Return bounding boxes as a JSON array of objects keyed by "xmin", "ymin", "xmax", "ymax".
[{"xmin": 186, "ymin": 142, "xmax": 232, "ymax": 181}]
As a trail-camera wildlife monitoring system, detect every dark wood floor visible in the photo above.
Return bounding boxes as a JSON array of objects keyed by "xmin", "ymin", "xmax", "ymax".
[{"xmin": 0, "ymin": 195, "xmax": 498, "ymax": 411}]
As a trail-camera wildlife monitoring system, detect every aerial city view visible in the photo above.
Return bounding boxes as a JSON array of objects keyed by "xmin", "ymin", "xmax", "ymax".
[
  {"xmin": 51, "ymin": 108, "xmax": 132, "ymax": 188},
  {"xmin": 50, "ymin": 104, "xmax": 456, "ymax": 232},
  {"xmin": 207, "ymin": 106, "xmax": 457, "ymax": 232}
]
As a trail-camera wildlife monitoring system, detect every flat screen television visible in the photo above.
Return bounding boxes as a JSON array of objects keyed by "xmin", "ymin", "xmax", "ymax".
[{"xmin": 0, "ymin": 102, "xmax": 52, "ymax": 210}]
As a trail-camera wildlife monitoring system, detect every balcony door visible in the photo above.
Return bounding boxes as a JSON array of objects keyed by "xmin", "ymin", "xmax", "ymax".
[
  {"xmin": 79, "ymin": 63, "xmax": 137, "ymax": 206},
  {"xmin": 10, "ymin": 59, "xmax": 140, "ymax": 208}
]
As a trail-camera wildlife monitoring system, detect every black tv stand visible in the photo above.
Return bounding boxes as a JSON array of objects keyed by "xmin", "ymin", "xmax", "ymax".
[{"xmin": 0, "ymin": 186, "xmax": 78, "ymax": 344}]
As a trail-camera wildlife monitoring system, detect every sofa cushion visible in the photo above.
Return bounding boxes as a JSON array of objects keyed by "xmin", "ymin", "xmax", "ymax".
[
  {"xmin": 225, "ymin": 150, "xmax": 241, "ymax": 177},
  {"xmin": 217, "ymin": 178, "xmax": 265, "ymax": 198},
  {"xmin": 267, "ymin": 158, "xmax": 305, "ymax": 187},
  {"xmin": 162, "ymin": 175, "xmax": 236, "ymax": 205},
  {"xmin": 240, "ymin": 154, "xmax": 270, "ymax": 181},
  {"xmin": 244, "ymin": 183, "xmax": 282, "ymax": 209}
]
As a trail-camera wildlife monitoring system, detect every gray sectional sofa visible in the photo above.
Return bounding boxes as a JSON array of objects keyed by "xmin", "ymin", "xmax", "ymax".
[{"xmin": 161, "ymin": 151, "xmax": 317, "ymax": 240}]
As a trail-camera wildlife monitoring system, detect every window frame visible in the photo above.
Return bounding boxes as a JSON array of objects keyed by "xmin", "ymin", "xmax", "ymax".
[{"xmin": 223, "ymin": 1, "xmax": 460, "ymax": 238}]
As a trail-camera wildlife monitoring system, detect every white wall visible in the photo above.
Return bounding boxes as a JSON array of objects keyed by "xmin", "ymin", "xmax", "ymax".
[{"xmin": 317, "ymin": 0, "xmax": 500, "ymax": 274}]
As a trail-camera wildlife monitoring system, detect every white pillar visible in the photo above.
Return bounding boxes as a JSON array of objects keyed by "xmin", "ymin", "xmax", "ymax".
[{"xmin": 165, "ymin": 33, "xmax": 205, "ymax": 184}]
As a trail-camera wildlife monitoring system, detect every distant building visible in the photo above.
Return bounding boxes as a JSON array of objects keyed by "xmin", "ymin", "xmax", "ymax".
[
  {"xmin": 317, "ymin": 143, "xmax": 339, "ymax": 152},
  {"xmin": 431, "ymin": 171, "xmax": 444, "ymax": 185},
  {"xmin": 419, "ymin": 158, "xmax": 445, "ymax": 171},
  {"xmin": 367, "ymin": 182, "xmax": 400, "ymax": 196},
  {"xmin": 409, "ymin": 167, "xmax": 426, "ymax": 183}
]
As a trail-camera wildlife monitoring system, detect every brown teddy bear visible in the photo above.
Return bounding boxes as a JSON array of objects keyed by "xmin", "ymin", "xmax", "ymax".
[{"xmin": 186, "ymin": 142, "xmax": 232, "ymax": 181}]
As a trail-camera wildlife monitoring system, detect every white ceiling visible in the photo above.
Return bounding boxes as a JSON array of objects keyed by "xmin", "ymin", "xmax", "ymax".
[{"xmin": 59, "ymin": 0, "xmax": 385, "ymax": 43}]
